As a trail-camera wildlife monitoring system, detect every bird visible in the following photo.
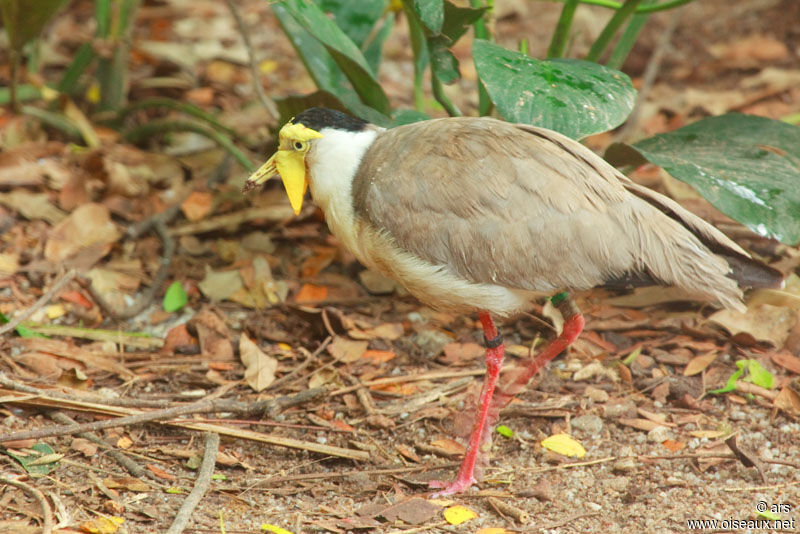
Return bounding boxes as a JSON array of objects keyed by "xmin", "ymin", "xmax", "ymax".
[{"xmin": 243, "ymin": 107, "xmax": 782, "ymax": 496}]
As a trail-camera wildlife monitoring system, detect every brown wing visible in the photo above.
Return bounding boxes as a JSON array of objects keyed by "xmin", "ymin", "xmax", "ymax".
[{"xmin": 351, "ymin": 117, "xmax": 777, "ymax": 310}]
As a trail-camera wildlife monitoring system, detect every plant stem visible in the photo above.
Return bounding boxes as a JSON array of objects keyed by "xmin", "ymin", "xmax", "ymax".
[
  {"xmin": 123, "ymin": 119, "xmax": 254, "ymax": 171},
  {"xmin": 116, "ymin": 97, "xmax": 239, "ymax": 138},
  {"xmin": 21, "ymin": 105, "xmax": 82, "ymax": 140},
  {"xmin": 547, "ymin": 0, "xmax": 579, "ymax": 58},
  {"xmin": 9, "ymin": 49, "xmax": 20, "ymax": 112},
  {"xmin": 549, "ymin": 0, "xmax": 693, "ymax": 13},
  {"xmin": 471, "ymin": 0, "xmax": 493, "ymax": 116},
  {"xmin": 586, "ymin": 0, "xmax": 644, "ymax": 63},
  {"xmin": 402, "ymin": 2, "xmax": 428, "ymax": 112},
  {"xmin": 606, "ymin": 0, "xmax": 654, "ymax": 70},
  {"xmin": 431, "ymin": 70, "xmax": 461, "ymax": 117},
  {"xmin": 57, "ymin": 42, "xmax": 96, "ymax": 95}
]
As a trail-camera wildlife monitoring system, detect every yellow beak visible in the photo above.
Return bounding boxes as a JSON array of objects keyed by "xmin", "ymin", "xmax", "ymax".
[{"xmin": 245, "ymin": 150, "xmax": 308, "ymax": 215}]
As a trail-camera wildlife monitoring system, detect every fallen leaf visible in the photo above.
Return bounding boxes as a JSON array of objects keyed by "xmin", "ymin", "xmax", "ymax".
[
  {"xmin": 430, "ymin": 438, "xmax": 466, "ymax": 456},
  {"xmin": 378, "ymin": 498, "xmax": 441, "ymax": 524},
  {"xmin": 661, "ymin": 439, "xmax": 685, "ymax": 452},
  {"xmin": 362, "ymin": 349, "xmax": 395, "ymax": 363},
  {"xmin": 190, "ymin": 308, "xmax": 234, "ymax": 360},
  {"xmin": 397, "ymin": 444, "xmax": 420, "ymax": 462},
  {"xmin": 300, "ymin": 245, "xmax": 337, "ymax": 277},
  {"xmin": 440, "ymin": 342, "xmax": 485, "ymax": 365},
  {"xmin": 328, "ymin": 335, "xmax": 368, "ymax": 363},
  {"xmin": 261, "ymin": 525, "xmax": 294, "ymax": 534},
  {"xmin": 618, "ymin": 418, "xmax": 663, "ymax": 432},
  {"xmin": 540, "ymin": 433, "xmax": 586, "ymax": 458},
  {"xmin": 295, "ymin": 283, "xmax": 328, "ymax": 303},
  {"xmin": 44, "ymin": 203, "xmax": 120, "ymax": 263},
  {"xmin": 116, "ymin": 436, "xmax": 133, "ymax": 449},
  {"xmin": 180, "ymin": 191, "xmax": 213, "ymax": 221},
  {"xmin": 79, "ymin": 516, "xmax": 124, "ymax": 534},
  {"xmin": 146, "ymin": 464, "xmax": 176, "ymax": 480},
  {"xmin": 684, "ymin": 352, "xmax": 718, "ymax": 376},
  {"xmin": 771, "ymin": 351, "xmax": 800, "ymax": 375},
  {"xmin": 102, "ymin": 477, "xmax": 150, "ymax": 492},
  {"xmin": 477, "ymin": 529, "xmax": 511, "ymax": 534},
  {"xmin": 443, "ymin": 505, "xmax": 478, "ymax": 525},
  {"xmin": 239, "ymin": 333, "xmax": 277, "ymax": 392},
  {"xmin": 709, "ymin": 305, "xmax": 797, "ymax": 347},
  {"xmin": 0, "ymin": 190, "xmax": 66, "ymax": 223},
  {"xmin": 71, "ymin": 438, "xmax": 98, "ymax": 456},
  {"xmin": 198, "ymin": 268, "xmax": 244, "ymax": 301},
  {"xmin": 689, "ymin": 430, "xmax": 727, "ymax": 439},
  {"xmin": 773, "ymin": 385, "xmax": 800, "ymax": 415}
]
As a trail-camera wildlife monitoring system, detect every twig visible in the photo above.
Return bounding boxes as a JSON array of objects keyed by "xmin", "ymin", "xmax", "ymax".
[
  {"xmin": 266, "ymin": 336, "xmax": 331, "ymax": 391},
  {"xmin": 0, "ymin": 387, "xmax": 326, "ymax": 443},
  {"xmin": 48, "ymin": 411, "xmax": 151, "ymax": 480},
  {"xmin": 0, "ymin": 269, "xmax": 76, "ymax": 336},
  {"xmin": 224, "ymin": 0, "xmax": 279, "ymax": 122},
  {"xmin": 329, "ymin": 369, "xmax": 485, "ymax": 397},
  {"xmin": 166, "ymin": 432, "xmax": 219, "ymax": 534},
  {"xmin": 83, "ymin": 220, "xmax": 174, "ymax": 320},
  {"xmin": 0, "ymin": 476, "xmax": 54, "ymax": 534},
  {"xmin": 487, "ymin": 496, "xmax": 530, "ymax": 524},
  {"xmin": 614, "ymin": 9, "xmax": 679, "ymax": 142}
]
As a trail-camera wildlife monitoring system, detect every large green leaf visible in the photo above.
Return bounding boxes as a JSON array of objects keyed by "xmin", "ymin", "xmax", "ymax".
[
  {"xmin": 473, "ymin": 39, "xmax": 636, "ymax": 139},
  {"xmin": 363, "ymin": 13, "xmax": 394, "ymax": 75},
  {"xmin": 316, "ymin": 0, "xmax": 387, "ymax": 48},
  {"xmin": 0, "ymin": 0, "xmax": 68, "ymax": 49},
  {"xmin": 277, "ymin": 0, "xmax": 390, "ymax": 114},
  {"xmin": 411, "ymin": 0, "xmax": 443, "ymax": 33},
  {"xmin": 621, "ymin": 114, "xmax": 800, "ymax": 245}
]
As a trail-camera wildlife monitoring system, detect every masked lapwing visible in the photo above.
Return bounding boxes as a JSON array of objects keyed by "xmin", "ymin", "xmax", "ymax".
[{"xmin": 244, "ymin": 107, "xmax": 782, "ymax": 496}]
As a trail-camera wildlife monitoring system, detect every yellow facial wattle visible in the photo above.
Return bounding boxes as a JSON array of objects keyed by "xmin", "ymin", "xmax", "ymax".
[{"xmin": 243, "ymin": 121, "xmax": 323, "ymax": 215}]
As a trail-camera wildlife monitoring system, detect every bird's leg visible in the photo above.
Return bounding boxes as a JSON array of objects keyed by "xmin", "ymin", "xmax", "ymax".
[
  {"xmin": 429, "ymin": 311, "xmax": 505, "ymax": 497},
  {"xmin": 492, "ymin": 293, "xmax": 585, "ymax": 410}
]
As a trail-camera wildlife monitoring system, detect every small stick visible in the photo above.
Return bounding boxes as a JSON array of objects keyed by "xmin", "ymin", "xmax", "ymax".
[
  {"xmin": 487, "ymin": 496, "xmax": 530, "ymax": 524},
  {"xmin": 266, "ymin": 336, "xmax": 331, "ymax": 391},
  {"xmin": 0, "ymin": 388, "xmax": 326, "ymax": 443},
  {"xmin": 165, "ymin": 432, "xmax": 220, "ymax": 534},
  {"xmin": 0, "ymin": 476, "xmax": 54, "ymax": 534},
  {"xmin": 0, "ymin": 269, "xmax": 76, "ymax": 336},
  {"xmin": 538, "ymin": 511, "xmax": 599, "ymax": 531},
  {"xmin": 223, "ymin": 0, "xmax": 279, "ymax": 121},
  {"xmin": 48, "ymin": 411, "xmax": 151, "ymax": 480}
]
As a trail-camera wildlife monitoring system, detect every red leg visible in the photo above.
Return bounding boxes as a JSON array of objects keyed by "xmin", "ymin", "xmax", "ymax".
[
  {"xmin": 492, "ymin": 310, "xmax": 584, "ymax": 409},
  {"xmin": 429, "ymin": 311, "xmax": 504, "ymax": 497}
]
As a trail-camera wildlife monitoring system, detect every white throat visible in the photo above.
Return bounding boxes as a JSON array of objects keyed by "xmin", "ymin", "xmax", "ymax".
[{"xmin": 306, "ymin": 126, "xmax": 381, "ymax": 257}]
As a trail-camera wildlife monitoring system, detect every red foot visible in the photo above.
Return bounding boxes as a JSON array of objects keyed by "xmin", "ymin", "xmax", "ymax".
[{"xmin": 428, "ymin": 474, "xmax": 477, "ymax": 497}]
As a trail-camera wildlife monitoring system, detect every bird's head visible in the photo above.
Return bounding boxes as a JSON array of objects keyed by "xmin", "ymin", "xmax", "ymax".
[
  {"xmin": 244, "ymin": 120, "xmax": 323, "ymax": 215},
  {"xmin": 244, "ymin": 107, "xmax": 369, "ymax": 215}
]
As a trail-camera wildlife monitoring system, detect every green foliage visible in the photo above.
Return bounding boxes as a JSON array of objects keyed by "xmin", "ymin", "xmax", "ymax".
[
  {"xmin": 4, "ymin": 443, "xmax": 60, "ymax": 475},
  {"xmin": 473, "ymin": 40, "xmax": 636, "ymax": 139},
  {"xmin": 709, "ymin": 359, "xmax": 774, "ymax": 395},
  {"xmin": 163, "ymin": 281, "xmax": 188, "ymax": 312},
  {"xmin": 608, "ymin": 114, "xmax": 800, "ymax": 245},
  {"xmin": 0, "ymin": 0, "xmax": 67, "ymax": 49},
  {"xmin": 496, "ymin": 425, "xmax": 514, "ymax": 438}
]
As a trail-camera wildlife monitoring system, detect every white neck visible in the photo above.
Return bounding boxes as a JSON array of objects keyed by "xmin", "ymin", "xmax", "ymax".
[{"xmin": 306, "ymin": 127, "xmax": 380, "ymax": 258}]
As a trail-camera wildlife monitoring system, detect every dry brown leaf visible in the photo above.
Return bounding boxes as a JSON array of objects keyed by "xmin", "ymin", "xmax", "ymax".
[
  {"xmin": 684, "ymin": 352, "xmax": 718, "ymax": 376},
  {"xmin": 191, "ymin": 308, "xmax": 234, "ymax": 360},
  {"xmin": 770, "ymin": 351, "xmax": 800, "ymax": 375},
  {"xmin": 45, "ymin": 203, "xmax": 120, "ymax": 263},
  {"xmin": 397, "ymin": 444, "xmax": 420, "ymax": 462},
  {"xmin": 239, "ymin": 333, "xmax": 277, "ymax": 392},
  {"xmin": 689, "ymin": 430, "xmax": 726, "ymax": 439},
  {"xmin": 198, "ymin": 267, "xmax": 244, "ymax": 301},
  {"xmin": 429, "ymin": 438, "xmax": 466, "ymax": 456},
  {"xmin": 618, "ymin": 418, "xmax": 663, "ymax": 432},
  {"xmin": 361, "ymin": 349, "xmax": 396, "ymax": 363},
  {"xmin": 102, "ymin": 477, "xmax": 150, "ymax": 492},
  {"xmin": 146, "ymin": 464, "xmax": 176, "ymax": 480},
  {"xmin": 328, "ymin": 335, "xmax": 368, "ymax": 363},
  {"xmin": 0, "ymin": 190, "xmax": 67, "ymax": 223},
  {"xmin": 709, "ymin": 34, "xmax": 789, "ymax": 63},
  {"xmin": 773, "ymin": 385, "xmax": 800, "ymax": 416},
  {"xmin": 709, "ymin": 304, "xmax": 798, "ymax": 346},
  {"xmin": 440, "ymin": 342, "xmax": 485, "ymax": 365},
  {"xmin": 180, "ymin": 191, "xmax": 213, "ymax": 221},
  {"xmin": 71, "ymin": 438, "xmax": 98, "ymax": 456}
]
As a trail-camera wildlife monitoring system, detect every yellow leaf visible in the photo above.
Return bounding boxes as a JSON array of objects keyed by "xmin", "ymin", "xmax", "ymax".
[
  {"xmin": 46, "ymin": 304, "xmax": 66, "ymax": 319},
  {"xmin": 261, "ymin": 525, "xmax": 294, "ymax": 534},
  {"xmin": 443, "ymin": 505, "xmax": 478, "ymax": 525},
  {"xmin": 80, "ymin": 516, "xmax": 124, "ymax": 534},
  {"xmin": 541, "ymin": 433, "xmax": 586, "ymax": 458}
]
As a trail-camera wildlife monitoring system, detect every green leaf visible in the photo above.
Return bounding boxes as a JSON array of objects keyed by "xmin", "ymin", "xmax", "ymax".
[
  {"xmin": 439, "ymin": 1, "xmax": 485, "ymax": 43},
  {"xmin": 709, "ymin": 359, "xmax": 774, "ymax": 395},
  {"xmin": 626, "ymin": 114, "xmax": 800, "ymax": 246},
  {"xmin": 163, "ymin": 281, "xmax": 187, "ymax": 312},
  {"xmin": 4, "ymin": 443, "xmax": 60, "ymax": 475},
  {"xmin": 277, "ymin": 0, "xmax": 390, "ymax": 114},
  {"xmin": 0, "ymin": 0, "xmax": 68, "ymax": 50},
  {"xmin": 741, "ymin": 359, "xmax": 773, "ymax": 389},
  {"xmin": 315, "ymin": 0, "xmax": 388, "ymax": 48},
  {"xmin": 496, "ymin": 425, "xmax": 514, "ymax": 438},
  {"xmin": 0, "ymin": 311, "xmax": 47, "ymax": 338},
  {"xmin": 473, "ymin": 39, "xmax": 636, "ymax": 139},
  {"xmin": 363, "ymin": 12, "xmax": 394, "ymax": 75},
  {"xmin": 412, "ymin": 0, "xmax": 443, "ymax": 33},
  {"xmin": 391, "ymin": 108, "xmax": 431, "ymax": 126}
]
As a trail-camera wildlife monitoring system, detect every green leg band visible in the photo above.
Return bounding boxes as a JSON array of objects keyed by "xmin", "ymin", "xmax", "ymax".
[{"xmin": 550, "ymin": 291, "xmax": 568, "ymax": 306}]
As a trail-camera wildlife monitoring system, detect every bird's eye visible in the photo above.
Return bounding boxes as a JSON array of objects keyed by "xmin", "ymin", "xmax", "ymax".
[{"xmin": 294, "ymin": 141, "xmax": 305, "ymax": 150}]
